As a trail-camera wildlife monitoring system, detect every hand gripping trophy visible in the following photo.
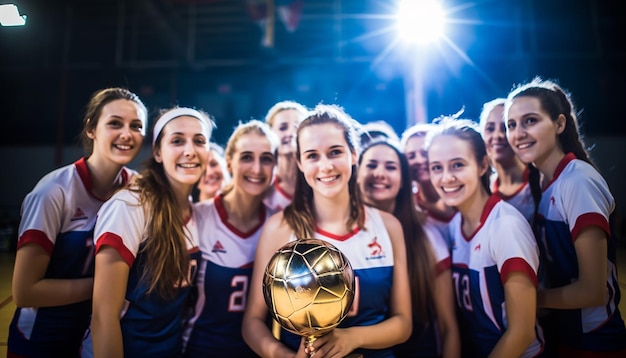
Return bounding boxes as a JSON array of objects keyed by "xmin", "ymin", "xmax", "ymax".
[{"xmin": 263, "ymin": 238, "xmax": 355, "ymax": 354}]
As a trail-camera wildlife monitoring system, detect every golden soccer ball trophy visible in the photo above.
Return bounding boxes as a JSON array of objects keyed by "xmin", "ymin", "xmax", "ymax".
[{"xmin": 263, "ymin": 238, "xmax": 355, "ymax": 348}]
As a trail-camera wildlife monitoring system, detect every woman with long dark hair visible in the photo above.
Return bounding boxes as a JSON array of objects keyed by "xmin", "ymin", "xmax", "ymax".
[
  {"xmin": 506, "ymin": 77, "xmax": 626, "ymax": 356},
  {"xmin": 357, "ymin": 139, "xmax": 460, "ymax": 358}
]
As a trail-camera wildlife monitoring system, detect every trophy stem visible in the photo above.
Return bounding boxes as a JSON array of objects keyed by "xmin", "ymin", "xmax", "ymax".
[{"xmin": 305, "ymin": 335, "xmax": 317, "ymax": 349}]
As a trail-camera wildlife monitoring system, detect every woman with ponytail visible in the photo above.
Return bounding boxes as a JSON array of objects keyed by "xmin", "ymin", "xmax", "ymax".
[
  {"xmin": 8, "ymin": 88, "xmax": 147, "ymax": 358},
  {"xmin": 506, "ymin": 77, "xmax": 626, "ymax": 356},
  {"xmin": 425, "ymin": 116, "xmax": 543, "ymax": 357},
  {"xmin": 90, "ymin": 107, "xmax": 213, "ymax": 357}
]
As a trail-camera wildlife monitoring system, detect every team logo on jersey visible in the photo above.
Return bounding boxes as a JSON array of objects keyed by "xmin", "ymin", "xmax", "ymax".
[
  {"xmin": 550, "ymin": 196, "xmax": 555, "ymax": 205},
  {"xmin": 211, "ymin": 240, "xmax": 226, "ymax": 253},
  {"xmin": 71, "ymin": 207, "xmax": 87, "ymax": 221},
  {"xmin": 366, "ymin": 237, "xmax": 385, "ymax": 260},
  {"xmin": 474, "ymin": 243, "xmax": 481, "ymax": 251}
]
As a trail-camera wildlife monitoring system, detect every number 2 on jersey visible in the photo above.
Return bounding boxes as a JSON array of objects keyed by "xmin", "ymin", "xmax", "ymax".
[{"xmin": 228, "ymin": 275, "xmax": 249, "ymax": 312}]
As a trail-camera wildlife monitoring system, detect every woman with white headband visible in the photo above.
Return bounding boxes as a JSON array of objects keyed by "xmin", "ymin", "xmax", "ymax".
[{"xmin": 90, "ymin": 106, "xmax": 213, "ymax": 358}]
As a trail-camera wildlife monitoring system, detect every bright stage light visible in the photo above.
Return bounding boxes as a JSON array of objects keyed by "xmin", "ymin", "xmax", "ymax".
[
  {"xmin": 396, "ymin": 0, "xmax": 445, "ymax": 45},
  {"xmin": 0, "ymin": 4, "xmax": 27, "ymax": 27}
]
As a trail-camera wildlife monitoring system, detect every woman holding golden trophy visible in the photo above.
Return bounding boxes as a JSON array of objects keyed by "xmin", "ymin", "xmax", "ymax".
[{"xmin": 243, "ymin": 104, "xmax": 412, "ymax": 358}]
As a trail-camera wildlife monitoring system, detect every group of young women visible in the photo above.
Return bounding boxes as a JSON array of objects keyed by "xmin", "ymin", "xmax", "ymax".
[{"xmin": 8, "ymin": 77, "xmax": 626, "ymax": 358}]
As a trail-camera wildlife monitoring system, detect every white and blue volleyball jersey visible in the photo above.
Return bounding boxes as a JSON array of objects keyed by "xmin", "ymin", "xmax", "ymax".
[
  {"xmin": 535, "ymin": 153, "xmax": 626, "ymax": 351},
  {"xmin": 282, "ymin": 206, "xmax": 396, "ymax": 358},
  {"xmin": 262, "ymin": 177, "xmax": 292, "ymax": 213},
  {"xmin": 450, "ymin": 195, "xmax": 543, "ymax": 358},
  {"xmin": 8, "ymin": 157, "xmax": 132, "ymax": 357},
  {"xmin": 93, "ymin": 189, "xmax": 200, "ymax": 358},
  {"xmin": 183, "ymin": 194, "xmax": 269, "ymax": 357},
  {"xmin": 493, "ymin": 168, "xmax": 536, "ymax": 224}
]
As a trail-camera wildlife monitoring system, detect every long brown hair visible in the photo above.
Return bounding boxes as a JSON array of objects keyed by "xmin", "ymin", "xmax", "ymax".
[
  {"xmin": 358, "ymin": 139, "xmax": 434, "ymax": 321},
  {"xmin": 132, "ymin": 107, "xmax": 213, "ymax": 299},
  {"xmin": 283, "ymin": 104, "xmax": 365, "ymax": 239},
  {"xmin": 506, "ymin": 77, "xmax": 595, "ymax": 236}
]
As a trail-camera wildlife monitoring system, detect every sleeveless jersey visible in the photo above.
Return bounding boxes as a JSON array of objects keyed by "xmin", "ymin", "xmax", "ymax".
[
  {"xmin": 282, "ymin": 206, "xmax": 396, "ymax": 358},
  {"xmin": 450, "ymin": 195, "xmax": 544, "ymax": 358},
  {"xmin": 536, "ymin": 153, "xmax": 626, "ymax": 352},
  {"xmin": 92, "ymin": 189, "xmax": 200, "ymax": 358},
  {"xmin": 8, "ymin": 157, "xmax": 132, "ymax": 357},
  {"xmin": 183, "ymin": 194, "xmax": 269, "ymax": 357}
]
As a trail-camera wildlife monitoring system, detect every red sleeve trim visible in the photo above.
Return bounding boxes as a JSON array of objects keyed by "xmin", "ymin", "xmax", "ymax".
[
  {"xmin": 435, "ymin": 257, "xmax": 451, "ymax": 276},
  {"xmin": 17, "ymin": 229, "xmax": 54, "ymax": 255},
  {"xmin": 500, "ymin": 257, "xmax": 537, "ymax": 287},
  {"xmin": 571, "ymin": 212, "xmax": 610, "ymax": 242},
  {"xmin": 95, "ymin": 232, "xmax": 136, "ymax": 267}
]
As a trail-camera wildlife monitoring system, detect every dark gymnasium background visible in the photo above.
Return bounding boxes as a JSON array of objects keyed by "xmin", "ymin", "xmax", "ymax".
[
  {"xmin": 1, "ymin": 0, "xmax": 625, "ymax": 144},
  {"xmin": 0, "ymin": 0, "xmax": 625, "ymax": 230}
]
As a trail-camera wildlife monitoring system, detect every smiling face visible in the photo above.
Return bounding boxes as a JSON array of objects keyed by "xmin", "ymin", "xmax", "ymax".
[
  {"xmin": 270, "ymin": 109, "xmax": 301, "ymax": 155},
  {"xmin": 403, "ymin": 134, "xmax": 429, "ymax": 184},
  {"xmin": 427, "ymin": 134, "xmax": 489, "ymax": 213},
  {"xmin": 197, "ymin": 149, "xmax": 227, "ymax": 199},
  {"xmin": 357, "ymin": 144, "xmax": 401, "ymax": 210},
  {"xmin": 227, "ymin": 132, "xmax": 275, "ymax": 197},
  {"xmin": 506, "ymin": 96, "xmax": 565, "ymax": 171},
  {"xmin": 481, "ymin": 104, "xmax": 518, "ymax": 165},
  {"xmin": 87, "ymin": 99, "xmax": 146, "ymax": 166},
  {"xmin": 297, "ymin": 122, "xmax": 356, "ymax": 199},
  {"xmin": 154, "ymin": 116, "xmax": 210, "ymax": 189}
]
